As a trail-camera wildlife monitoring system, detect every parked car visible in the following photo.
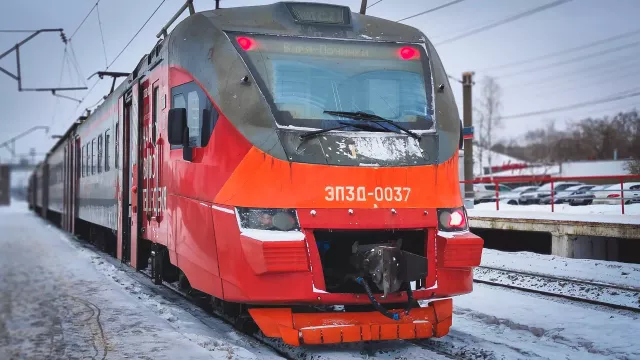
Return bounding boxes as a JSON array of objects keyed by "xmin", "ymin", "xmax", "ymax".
[
  {"xmin": 519, "ymin": 182, "xmax": 585, "ymax": 205},
  {"xmin": 567, "ymin": 185, "xmax": 612, "ymax": 206},
  {"xmin": 592, "ymin": 182, "xmax": 640, "ymax": 205},
  {"xmin": 485, "ymin": 186, "xmax": 539, "ymax": 205},
  {"xmin": 539, "ymin": 184, "xmax": 595, "ymax": 205},
  {"xmin": 474, "ymin": 183, "xmax": 513, "ymax": 204}
]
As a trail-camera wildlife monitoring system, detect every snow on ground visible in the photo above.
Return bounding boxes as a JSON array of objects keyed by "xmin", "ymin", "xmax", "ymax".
[
  {"xmin": 4, "ymin": 200, "xmax": 639, "ymax": 359},
  {"xmin": 481, "ymin": 248, "xmax": 640, "ymax": 289},
  {"xmin": 469, "ymin": 203, "xmax": 640, "ymax": 224},
  {"xmin": 0, "ymin": 201, "xmax": 282, "ymax": 360},
  {"xmin": 432, "ymin": 283, "xmax": 640, "ymax": 359}
]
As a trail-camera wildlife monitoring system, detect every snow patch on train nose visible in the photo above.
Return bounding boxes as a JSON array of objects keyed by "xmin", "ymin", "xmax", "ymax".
[{"xmin": 334, "ymin": 135, "xmax": 423, "ymax": 162}]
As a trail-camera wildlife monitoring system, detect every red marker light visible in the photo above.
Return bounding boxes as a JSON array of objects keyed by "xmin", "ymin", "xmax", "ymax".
[
  {"xmin": 399, "ymin": 46, "xmax": 418, "ymax": 60},
  {"xmin": 448, "ymin": 210, "xmax": 465, "ymax": 227},
  {"xmin": 237, "ymin": 36, "xmax": 254, "ymax": 51}
]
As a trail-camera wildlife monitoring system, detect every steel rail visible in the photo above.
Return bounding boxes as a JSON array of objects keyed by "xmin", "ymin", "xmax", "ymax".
[{"xmin": 474, "ymin": 266, "xmax": 640, "ymax": 313}]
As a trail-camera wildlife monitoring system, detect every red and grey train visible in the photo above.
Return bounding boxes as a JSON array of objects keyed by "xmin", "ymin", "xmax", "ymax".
[{"xmin": 28, "ymin": 2, "xmax": 483, "ymax": 346}]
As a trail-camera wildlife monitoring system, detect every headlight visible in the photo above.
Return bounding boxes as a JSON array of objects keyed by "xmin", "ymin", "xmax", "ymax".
[
  {"xmin": 236, "ymin": 207, "xmax": 300, "ymax": 231},
  {"xmin": 437, "ymin": 207, "xmax": 468, "ymax": 232}
]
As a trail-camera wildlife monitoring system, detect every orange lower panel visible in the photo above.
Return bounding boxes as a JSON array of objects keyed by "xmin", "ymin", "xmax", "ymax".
[{"xmin": 248, "ymin": 298, "xmax": 453, "ymax": 346}]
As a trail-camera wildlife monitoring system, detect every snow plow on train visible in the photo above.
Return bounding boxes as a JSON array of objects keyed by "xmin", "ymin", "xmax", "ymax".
[{"xmin": 28, "ymin": 1, "xmax": 483, "ymax": 346}]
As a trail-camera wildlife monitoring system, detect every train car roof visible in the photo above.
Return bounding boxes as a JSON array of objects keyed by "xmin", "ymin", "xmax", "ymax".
[
  {"xmin": 203, "ymin": 2, "xmax": 427, "ymax": 43},
  {"xmin": 47, "ymin": 122, "xmax": 79, "ymax": 157}
]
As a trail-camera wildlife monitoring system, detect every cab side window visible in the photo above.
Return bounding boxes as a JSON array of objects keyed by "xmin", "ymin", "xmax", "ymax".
[{"xmin": 170, "ymin": 81, "xmax": 218, "ymax": 149}]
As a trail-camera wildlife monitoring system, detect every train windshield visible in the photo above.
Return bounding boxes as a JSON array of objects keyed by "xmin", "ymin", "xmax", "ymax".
[{"xmin": 237, "ymin": 35, "xmax": 434, "ymax": 131}]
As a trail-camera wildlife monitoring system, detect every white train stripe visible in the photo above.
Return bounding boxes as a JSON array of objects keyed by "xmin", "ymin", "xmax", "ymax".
[{"xmin": 211, "ymin": 205, "xmax": 235, "ymax": 214}]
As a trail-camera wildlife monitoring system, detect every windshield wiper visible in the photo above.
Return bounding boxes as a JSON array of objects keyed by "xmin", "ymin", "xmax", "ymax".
[
  {"xmin": 299, "ymin": 121, "xmax": 384, "ymax": 140},
  {"xmin": 323, "ymin": 110, "xmax": 421, "ymax": 139}
]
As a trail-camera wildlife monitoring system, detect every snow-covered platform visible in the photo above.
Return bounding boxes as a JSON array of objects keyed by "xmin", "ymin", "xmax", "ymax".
[
  {"xmin": 468, "ymin": 204, "xmax": 640, "ymax": 261},
  {"xmin": 0, "ymin": 202, "xmax": 283, "ymax": 359}
]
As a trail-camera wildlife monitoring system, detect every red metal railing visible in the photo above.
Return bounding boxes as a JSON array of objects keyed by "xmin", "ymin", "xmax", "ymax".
[{"xmin": 461, "ymin": 174, "xmax": 640, "ymax": 215}]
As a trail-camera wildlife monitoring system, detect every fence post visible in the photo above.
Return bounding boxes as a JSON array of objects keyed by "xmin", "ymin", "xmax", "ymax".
[
  {"xmin": 621, "ymin": 178, "xmax": 625, "ymax": 215},
  {"xmin": 495, "ymin": 181, "xmax": 499, "ymax": 211},
  {"xmin": 551, "ymin": 180, "xmax": 555, "ymax": 213}
]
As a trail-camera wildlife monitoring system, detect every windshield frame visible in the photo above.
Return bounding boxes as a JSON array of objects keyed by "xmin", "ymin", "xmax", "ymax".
[{"xmin": 229, "ymin": 32, "xmax": 436, "ymax": 134}]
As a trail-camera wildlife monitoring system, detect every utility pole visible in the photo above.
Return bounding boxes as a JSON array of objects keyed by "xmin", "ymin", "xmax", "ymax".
[
  {"xmin": 360, "ymin": 0, "xmax": 368, "ymax": 14},
  {"xmin": 462, "ymin": 71, "xmax": 475, "ymax": 207}
]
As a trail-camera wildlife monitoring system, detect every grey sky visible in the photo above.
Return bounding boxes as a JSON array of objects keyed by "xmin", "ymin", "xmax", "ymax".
[{"xmin": 1, "ymin": 0, "xmax": 639, "ymax": 163}]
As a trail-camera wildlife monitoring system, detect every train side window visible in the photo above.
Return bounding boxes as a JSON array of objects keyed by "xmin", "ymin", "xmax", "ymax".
[
  {"xmin": 92, "ymin": 138, "xmax": 96, "ymax": 175},
  {"xmin": 97, "ymin": 135, "xmax": 103, "ymax": 173},
  {"xmin": 187, "ymin": 91, "xmax": 200, "ymax": 147},
  {"xmin": 152, "ymin": 86, "xmax": 159, "ymax": 144},
  {"xmin": 81, "ymin": 145, "xmax": 85, "ymax": 177},
  {"xmin": 84, "ymin": 144, "xmax": 88, "ymax": 177},
  {"xmin": 170, "ymin": 81, "xmax": 218, "ymax": 149},
  {"xmin": 105, "ymin": 129, "xmax": 111, "ymax": 172},
  {"xmin": 171, "ymin": 93, "xmax": 186, "ymax": 149},
  {"xmin": 115, "ymin": 122, "xmax": 119, "ymax": 169}
]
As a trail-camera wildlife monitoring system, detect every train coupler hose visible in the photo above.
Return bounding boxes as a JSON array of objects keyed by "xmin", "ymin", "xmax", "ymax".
[{"xmin": 356, "ymin": 277, "xmax": 400, "ymax": 321}]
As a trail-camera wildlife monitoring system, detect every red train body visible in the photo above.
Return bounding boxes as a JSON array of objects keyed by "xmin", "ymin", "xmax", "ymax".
[{"xmin": 29, "ymin": 2, "xmax": 483, "ymax": 346}]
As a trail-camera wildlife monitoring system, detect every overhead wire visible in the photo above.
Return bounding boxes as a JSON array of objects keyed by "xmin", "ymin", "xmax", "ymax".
[
  {"xmin": 49, "ymin": 49, "xmax": 69, "ymax": 128},
  {"xmin": 65, "ymin": 0, "xmax": 167, "ymax": 125},
  {"xmin": 67, "ymin": 42, "xmax": 87, "ymax": 87},
  {"xmin": 506, "ymin": 57, "xmax": 640, "ymax": 99},
  {"xmin": 366, "ymin": 0, "xmax": 385, "ymax": 9},
  {"xmin": 96, "ymin": 2, "xmax": 109, "ymax": 68},
  {"xmin": 107, "ymin": 0, "xmax": 167, "ymax": 69},
  {"xmin": 501, "ymin": 50, "xmax": 640, "ymax": 88},
  {"xmin": 435, "ymin": 0, "xmax": 573, "ymax": 46},
  {"xmin": 479, "ymin": 27, "xmax": 640, "ymax": 72},
  {"xmin": 397, "ymin": 0, "xmax": 467, "ymax": 22},
  {"xmin": 495, "ymin": 39, "xmax": 640, "ymax": 79},
  {"xmin": 519, "ymin": 66, "xmax": 640, "ymax": 102},
  {"xmin": 501, "ymin": 87, "xmax": 640, "ymax": 120},
  {"xmin": 69, "ymin": 1, "xmax": 101, "ymax": 40}
]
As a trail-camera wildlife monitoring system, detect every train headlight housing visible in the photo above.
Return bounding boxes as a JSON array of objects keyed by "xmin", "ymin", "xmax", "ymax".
[
  {"xmin": 236, "ymin": 207, "xmax": 300, "ymax": 231},
  {"xmin": 437, "ymin": 207, "xmax": 468, "ymax": 232}
]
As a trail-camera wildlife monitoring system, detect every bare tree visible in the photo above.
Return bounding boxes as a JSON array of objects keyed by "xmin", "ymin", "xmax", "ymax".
[
  {"xmin": 624, "ymin": 158, "xmax": 640, "ymax": 175},
  {"xmin": 474, "ymin": 76, "xmax": 502, "ymax": 178}
]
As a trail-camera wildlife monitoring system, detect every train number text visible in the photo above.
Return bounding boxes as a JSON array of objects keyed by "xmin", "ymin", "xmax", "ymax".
[{"xmin": 324, "ymin": 186, "xmax": 411, "ymax": 202}]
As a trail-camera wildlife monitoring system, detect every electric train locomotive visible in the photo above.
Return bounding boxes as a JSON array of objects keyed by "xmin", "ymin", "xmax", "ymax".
[{"xmin": 28, "ymin": 1, "xmax": 483, "ymax": 346}]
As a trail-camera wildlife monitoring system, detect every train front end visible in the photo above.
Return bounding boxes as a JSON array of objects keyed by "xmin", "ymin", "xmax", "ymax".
[{"xmin": 168, "ymin": 2, "xmax": 483, "ymax": 346}]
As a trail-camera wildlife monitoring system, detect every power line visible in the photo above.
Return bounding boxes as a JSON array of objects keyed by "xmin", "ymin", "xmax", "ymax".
[
  {"xmin": 507, "ymin": 57, "xmax": 640, "ymax": 97},
  {"xmin": 397, "ymin": 0, "xmax": 467, "ymax": 22},
  {"xmin": 501, "ymin": 51, "xmax": 640, "ymax": 88},
  {"xmin": 479, "ymin": 27, "xmax": 640, "ymax": 72},
  {"xmin": 367, "ymin": 0, "xmax": 384, "ymax": 9},
  {"xmin": 49, "ymin": 49, "xmax": 68, "ymax": 128},
  {"xmin": 64, "ymin": 0, "xmax": 167, "ymax": 126},
  {"xmin": 495, "ymin": 39, "xmax": 640, "ymax": 79},
  {"xmin": 524, "ymin": 66, "xmax": 640, "ymax": 101},
  {"xmin": 501, "ymin": 87, "xmax": 640, "ymax": 120},
  {"xmin": 107, "ymin": 0, "xmax": 167, "ymax": 69},
  {"xmin": 69, "ymin": 1, "xmax": 101, "ymax": 40},
  {"xmin": 67, "ymin": 41, "xmax": 87, "ymax": 87},
  {"xmin": 435, "ymin": 0, "xmax": 573, "ymax": 46},
  {"xmin": 96, "ymin": 2, "xmax": 109, "ymax": 68}
]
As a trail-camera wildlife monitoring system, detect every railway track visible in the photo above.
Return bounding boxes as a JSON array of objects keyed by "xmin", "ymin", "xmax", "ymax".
[
  {"xmin": 474, "ymin": 265, "xmax": 640, "ymax": 312},
  {"xmin": 67, "ymin": 234, "xmax": 462, "ymax": 359}
]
